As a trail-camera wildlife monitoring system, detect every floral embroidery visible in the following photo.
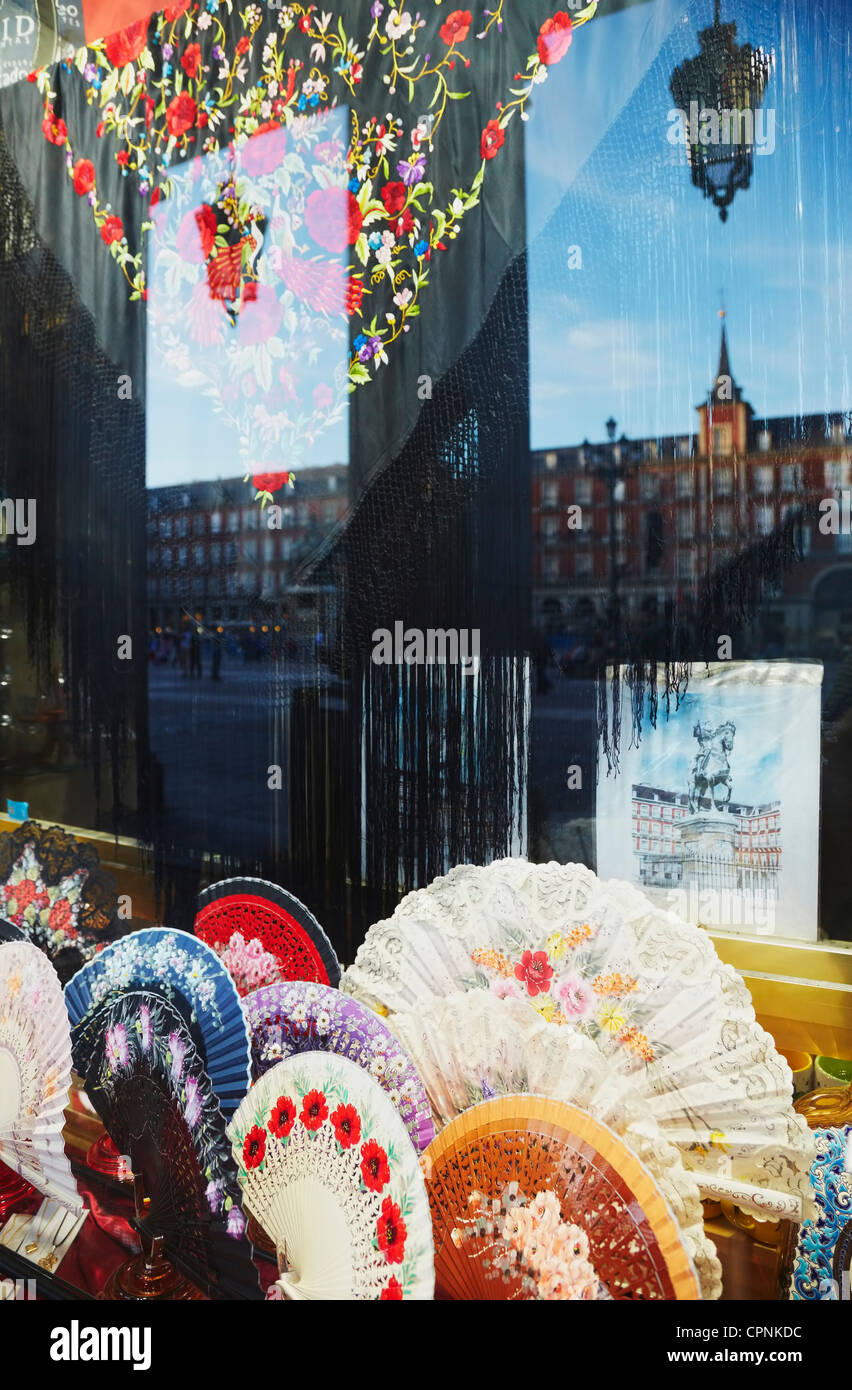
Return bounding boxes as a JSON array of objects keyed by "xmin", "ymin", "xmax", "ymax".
[
  {"xmin": 30, "ymin": 0, "xmax": 598, "ymax": 508},
  {"xmin": 243, "ymin": 1124, "xmax": 266, "ymax": 1168},
  {"xmin": 469, "ymin": 923, "xmax": 657, "ymax": 1062},
  {"xmin": 360, "ymin": 1137, "xmax": 390, "ymax": 1193},
  {"xmin": 268, "ymin": 1094, "xmax": 297, "ymax": 1138},
  {"xmin": 377, "ymin": 1195, "xmax": 406, "ymax": 1264},
  {"xmin": 300, "ymin": 1087, "xmax": 328, "ymax": 1130},
  {"xmin": 454, "ymin": 1186, "xmax": 599, "ymax": 1300}
]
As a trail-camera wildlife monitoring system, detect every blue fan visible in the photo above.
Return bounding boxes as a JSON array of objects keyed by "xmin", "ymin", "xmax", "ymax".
[{"xmin": 64, "ymin": 928, "xmax": 250, "ymax": 1118}]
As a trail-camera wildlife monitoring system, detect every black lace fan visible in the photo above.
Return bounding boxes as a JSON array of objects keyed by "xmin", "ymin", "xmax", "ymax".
[
  {"xmin": 81, "ymin": 991, "xmax": 261, "ymax": 1300},
  {"xmin": 0, "ymin": 821, "xmax": 120, "ymax": 980}
]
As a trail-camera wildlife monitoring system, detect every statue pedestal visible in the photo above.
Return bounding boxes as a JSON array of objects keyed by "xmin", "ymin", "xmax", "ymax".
[{"xmin": 678, "ymin": 812, "xmax": 737, "ymax": 883}]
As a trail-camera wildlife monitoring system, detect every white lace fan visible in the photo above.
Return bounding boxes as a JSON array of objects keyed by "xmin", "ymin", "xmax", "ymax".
[
  {"xmin": 227, "ymin": 1051, "xmax": 434, "ymax": 1300},
  {"xmin": 0, "ymin": 940, "xmax": 81, "ymax": 1209},
  {"xmin": 390, "ymin": 990, "xmax": 722, "ymax": 1299},
  {"xmin": 343, "ymin": 859, "xmax": 816, "ymax": 1221}
]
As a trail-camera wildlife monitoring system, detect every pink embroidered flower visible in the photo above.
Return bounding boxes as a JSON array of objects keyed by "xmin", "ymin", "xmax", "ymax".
[
  {"xmin": 106, "ymin": 1023, "xmax": 130, "ymax": 1070},
  {"xmin": 184, "ymin": 1076, "xmax": 201, "ymax": 1128},
  {"xmin": 169, "ymin": 1030, "xmax": 187, "ymax": 1081},
  {"xmin": 490, "ymin": 976, "xmax": 521, "ymax": 1000},
  {"xmin": 555, "ymin": 972, "xmax": 595, "ymax": 1019},
  {"xmin": 138, "ymin": 1004, "xmax": 153, "ymax": 1052}
]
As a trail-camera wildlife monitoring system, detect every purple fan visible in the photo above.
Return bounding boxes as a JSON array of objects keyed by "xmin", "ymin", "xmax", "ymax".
[{"xmin": 243, "ymin": 982, "xmax": 434, "ymax": 1154}]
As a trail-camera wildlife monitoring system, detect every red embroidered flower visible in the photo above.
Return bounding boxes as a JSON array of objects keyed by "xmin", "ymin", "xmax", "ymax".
[
  {"xmin": 165, "ymin": 92, "xmax": 197, "ymax": 137},
  {"xmin": 164, "ymin": 0, "xmax": 191, "ymax": 20},
  {"xmin": 145, "ymin": 96, "xmax": 156, "ymax": 128},
  {"xmin": 380, "ymin": 181, "xmax": 407, "ymax": 216},
  {"xmin": 252, "ymin": 472, "xmax": 291, "ymax": 495},
  {"xmin": 100, "ymin": 215, "xmax": 124, "ymax": 245},
  {"xmin": 439, "ymin": 9, "xmax": 472, "ymax": 45},
  {"xmin": 345, "ymin": 277, "xmax": 363, "ymax": 315},
  {"xmin": 206, "ymin": 243, "xmax": 244, "ymax": 301},
  {"xmin": 241, "ymin": 121, "xmax": 287, "ymax": 177},
  {"xmin": 360, "ymin": 1139, "xmax": 390, "ymax": 1193},
  {"xmin": 305, "ymin": 187, "xmax": 363, "ymax": 254},
  {"xmin": 48, "ymin": 899, "xmax": 72, "ymax": 932},
  {"xmin": 268, "ymin": 1095, "xmax": 297, "ymax": 1139},
  {"xmin": 104, "ymin": 20, "xmax": 149, "ymax": 69},
  {"xmin": 42, "ymin": 112, "xmax": 67, "ymax": 145},
  {"xmin": 176, "ymin": 204, "xmax": 216, "ymax": 263},
  {"xmin": 237, "ymin": 36, "xmax": 251, "ymax": 55},
  {"xmin": 12, "ymin": 879, "xmax": 37, "ymax": 910},
  {"xmin": 239, "ymin": 283, "xmax": 283, "ymax": 346},
  {"xmin": 243, "ymin": 1125, "xmax": 266, "ymax": 1169},
  {"xmin": 391, "ymin": 208, "xmax": 415, "ymax": 237},
  {"xmin": 537, "ymin": 11, "xmax": 573, "ymax": 66},
  {"xmin": 481, "ymin": 119, "xmax": 505, "ymax": 161},
  {"xmin": 331, "ymin": 1103, "xmax": 361, "ymax": 1149},
  {"xmin": 274, "ymin": 254, "xmax": 345, "ymax": 315},
  {"xmin": 181, "ymin": 43, "xmax": 202, "ymax": 79},
  {"xmin": 72, "ymin": 159, "xmax": 95, "ymax": 196},
  {"xmin": 377, "ymin": 1197, "xmax": 407, "ymax": 1264},
  {"xmin": 514, "ymin": 949, "xmax": 554, "ymax": 996},
  {"xmin": 300, "ymin": 1089, "xmax": 328, "ymax": 1131},
  {"xmin": 380, "ymin": 1276, "xmax": 404, "ymax": 1300},
  {"xmin": 117, "ymin": 150, "xmax": 129, "ymax": 167}
]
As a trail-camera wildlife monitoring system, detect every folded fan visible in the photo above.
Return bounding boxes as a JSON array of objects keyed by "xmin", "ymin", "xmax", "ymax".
[
  {"xmin": 65, "ymin": 927, "xmax": 250, "ymax": 1118},
  {"xmin": 786, "ymin": 1125, "xmax": 852, "ymax": 1301},
  {"xmin": 227, "ymin": 1051, "xmax": 434, "ymax": 1300},
  {"xmin": 195, "ymin": 877, "xmax": 340, "ymax": 994},
  {"xmin": 343, "ymin": 858, "xmax": 815, "ymax": 1220},
  {"xmin": 0, "ymin": 918, "xmax": 23, "ymax": 943},
  {"xmin": 424, "ymin": 1094, "xmax": 700, "ymax": 1301},
  {"xmin": 390, "ymin": 990, "xmax": 720, "ymax": 1298},
  {"xmin": 82, "ymin": 989, "xmax": 261, "ymax": 1300},
  {"xmin": 0, "ymin": 941, "xmax": 81, "ymax": 1210},
  {"xmin": 244, "ymin": 981, "xmax": 433, "ymax": 1152}
]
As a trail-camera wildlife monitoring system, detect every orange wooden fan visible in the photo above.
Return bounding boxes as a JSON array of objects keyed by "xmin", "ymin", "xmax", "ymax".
[{"xmin": 424, "ymin": 1096, "xmax": 700, "ymax": 1300}]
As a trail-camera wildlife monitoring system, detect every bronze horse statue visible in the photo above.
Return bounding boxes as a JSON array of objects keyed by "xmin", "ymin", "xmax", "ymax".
[{"xmin": 688, "ymin": 720, "xmax": 736, "ymax": 813}]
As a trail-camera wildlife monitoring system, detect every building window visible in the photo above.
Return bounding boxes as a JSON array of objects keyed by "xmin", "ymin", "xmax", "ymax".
[
  {"xmin": 176, "ymin": 515, "xmax": 188, "ymax": 538},
  {"xmin": 714, "ymin": 466, "xmax": 733, "ymax": 497},
  {"xmin": 573, "ymin": 477, "xmax": 593, "ymax": 507},
  {"xmin": 712, "ymin": 426, "xmax": 732, "ymax": 455},
  {"xmin": 210, "ymin": 511, "xmax": 222, "ymax": 534},
  {"xmin": 755, "ymin": 465, "xmax": 774, "ymax": 494},
  {"xmin": 676, "ymin": 469, "xmax": 692, "ymax": 498},
  {"xmin": 161, "ymin": 546, "xmax": 171, "ymax": 568},
  {"xmin": 640, "ymin": 471, "xmax": 660, "ymax": 501},
  {"xmin": 193, "ymin": 513, "xmax": 206, "ymax": 536},
  {"xmin": 243, "ymin": 538, "xmax": 257, "ymax": 561},
  {"xmin": 676, "ymin": 437, "xmax": 691, "ymax": 459},
  {"xmin": 543, "ymin": 555, "xmax": 559, "ymax": 581},
  {"xmin": 177, "ymin": 546, "xmax": 188, "ymax": 568},
  {"xmin": 545, "ymin": 451, "xmax": 558, "ymax": 470},
  {"xmin": 759, "ymin": 429, "xmax": 772, "ymax": 451},
  {"xmin": 227, "ymin": 511, "xmax": 239, "ymax": 532},
  {"xmin": 574, "ymin": 552, "xmax": 593, "ymax": 578},
  {"xmin": 756, "ymin": 504, "xmax": 775, "ymax": 536},
  {"xmin": 542, "ymin": 480, "xmax": 558, "ymax": 508},
  {"xmin": 676, "ymin": 508, "xmax": 694, "ymax": 538},
  {"xmin": 327, "ymin": 474, "xmax": 338, "ymax": 491},
  {"xmin": 542, "ymin": 516, "xmax": 558, "ymax": 540},
  {"xmin": 713, "ymin": 505, "xmax": 733, "ymax": 538},
  {"xmin": 242, "ymin": 508, "xmax": 258, "ymax": 531},
  {"xmin": 677, "ymin": 549, "xmax": 696, "ymax": 578},
  {"xmin": 193, "ymin": 544, "xmax": 204, "ymax": 568},
  {"xmin": 781, "ymin": 464, "xmax": 798, "ymax": 490},
  {"xmin": 263, "ymin": 536, "xmax": 276, "ymax": 562},
  {"xmin": 209, "ymin": 542, "xmax": 221, "ymax": 566},
  {"xmin": 159, "ymin": 518, "xmax": 172, "ymax": 538}
]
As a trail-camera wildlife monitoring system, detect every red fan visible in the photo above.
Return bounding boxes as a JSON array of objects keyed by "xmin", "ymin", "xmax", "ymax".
[{"xmin": 195, "ymin": 877, "xmax": 340, "ymax": 995}]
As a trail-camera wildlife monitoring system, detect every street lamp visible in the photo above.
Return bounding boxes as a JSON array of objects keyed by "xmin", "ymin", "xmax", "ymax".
[
  {"xmin": 587, "ymin": 419, "xmax": 635, "ymax": 648},
  {"xmin": 669, "ymin": 0, "xmax": 772, "ymax": 222}
]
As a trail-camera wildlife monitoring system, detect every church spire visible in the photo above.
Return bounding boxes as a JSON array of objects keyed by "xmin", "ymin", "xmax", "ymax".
[{"xmin": 711, "ymin": 308, "xmax": 741, "ymax": 404}]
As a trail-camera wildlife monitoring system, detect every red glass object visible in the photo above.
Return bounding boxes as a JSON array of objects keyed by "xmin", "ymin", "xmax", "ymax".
[
  {"xmin": 0, "ymin": 1158, "xmax": 39, "ymax": 1222},
  {"xmin": 86, "ymin": 1133, "xmax": 132, "ymax": 1181}
]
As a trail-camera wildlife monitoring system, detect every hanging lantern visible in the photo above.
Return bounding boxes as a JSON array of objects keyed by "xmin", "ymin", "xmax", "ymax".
[{"xmin": 669, "ymin": 1, "xmax": 773, "ymax": 221}]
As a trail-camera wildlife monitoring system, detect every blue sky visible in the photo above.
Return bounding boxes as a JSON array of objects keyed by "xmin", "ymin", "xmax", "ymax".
[
  {"xmin": 634, "ymin": 683, "xmax": 782, "ymax": 804},
  {"xmin": 528, "ymin": 0, "xmax": 851, "ymax": 448},
  {"xmin": 147, "ymin": 0, "xmax": 850, "ymax": 486}
]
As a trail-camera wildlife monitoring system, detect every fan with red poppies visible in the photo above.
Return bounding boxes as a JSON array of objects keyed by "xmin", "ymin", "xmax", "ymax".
[
  {"xmin": 227, "ymin": 1051, "xmax": 434, "ymax": 1299},
  {"xmin": 81, "ymin": 989, "xmax": 261, "ymax": 1300},
  {"xmin": 424, "ymin": 1095, "xmax": 700, "ymax": 1301},
  {"xmin": 244, "ymin": 981, "xmax": 433, "ymax": 1153},
  {"xmin": 0, "ymin": 940, "xmax": 81, "ymax": 1211},
  {"xmin": 195, "ymin": 877, "xmax": 340, "ymax": 993}
]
